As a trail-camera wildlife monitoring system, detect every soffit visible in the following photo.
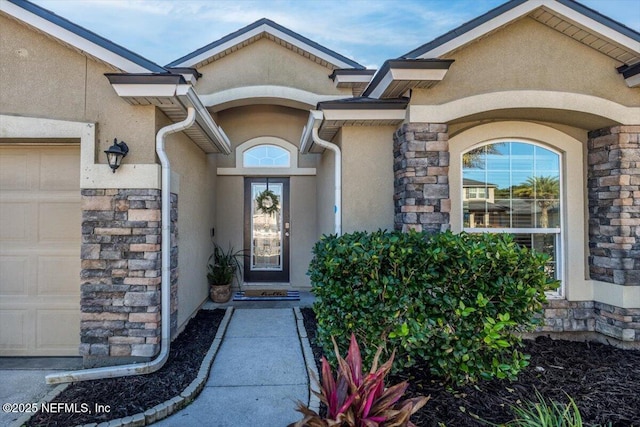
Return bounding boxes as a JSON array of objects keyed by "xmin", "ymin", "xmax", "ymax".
[
  {"xmin": 529, "ymin": 6, "xmax": 639, "ymax": 65},
  {"xmin": 189, "ymin": 32, "xmax": 343, "ymax": 71}
]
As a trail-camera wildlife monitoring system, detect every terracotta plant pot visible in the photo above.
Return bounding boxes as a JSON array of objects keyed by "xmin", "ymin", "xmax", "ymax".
[{"xmin": 209, "ymin": 283, "xmax": 232, "ymax": 303}]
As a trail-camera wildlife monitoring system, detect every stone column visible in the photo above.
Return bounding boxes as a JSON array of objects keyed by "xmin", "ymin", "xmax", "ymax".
[
  {"xmin": 587, "ymin": 125, "xmax": 640, "ymax": 286},
  {"xmin": 393, "ymin": 123, "xmax": 451, "ymax": 233},
  {"xmin": 587, "ymin": 125, "xmax": 640, "ymax": 344},
  {"xmin": 79, "ymin": 189, "xmax": 178, "ymax": 367}
]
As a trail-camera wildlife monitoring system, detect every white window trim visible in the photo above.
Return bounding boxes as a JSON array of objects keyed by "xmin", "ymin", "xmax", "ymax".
[
  {"xmin": 243, "ymin": 144, "xmax": 291, "ymax": 168},
  {"xmin": 217, "ymin": 136, "xmax": 316, "ymax": 176},
  {"xmin": 461, "ymin": 139, "xmax": 565, "ymax": 297}
]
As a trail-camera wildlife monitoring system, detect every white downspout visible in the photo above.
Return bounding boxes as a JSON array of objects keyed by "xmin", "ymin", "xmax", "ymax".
[
  {"xmin": 312, "ymin": 126, "xmax": 342, "ymax": 236},
  {"xmin": 46, "ymin": 107, "xmax": 196, "ymax": 384}
]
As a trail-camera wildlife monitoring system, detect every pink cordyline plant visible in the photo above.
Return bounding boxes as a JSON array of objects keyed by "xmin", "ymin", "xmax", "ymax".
[{"xmin": 291, "ymin": 334, "xmax": 429, "ymax": 427}]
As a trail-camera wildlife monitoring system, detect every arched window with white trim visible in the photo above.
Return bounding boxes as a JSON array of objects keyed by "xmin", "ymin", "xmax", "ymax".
[
  {"xmin": 243, "ymin": 144, "xmax": 290, "ymax": 168},
  {"xmin": 462, "ymin": 141, "xmax": 562, "ymax": 285}
]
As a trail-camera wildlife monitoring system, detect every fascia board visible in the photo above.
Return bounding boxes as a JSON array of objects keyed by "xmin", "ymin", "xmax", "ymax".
[
  {"xmin": 417, "ymin": 0, "xmax": 640, "ymax": 59},
  {"xmin": 300, "ymin": 110, "xmax": 323, "ymax": 154},
  {"xmin": 333, "ymin": 74, "xmax": 374, "ymax": 84},
  {"xmin": 321, "ymin": 108, "xmax": 406, "ymax": 122},
  {"xmin": 176, "ymin": 85, "xmax": 232, "ymax": 154},
  {"xmin": 172, "ymin": 23, "xmax": 357, "ymax": 69},
  {"xmin": 625, "ymin": 74, "xmax": 640, "ymax": 88},
  {"xmin": 551, "ymin": 0, "xmax": 640, "ymax": 54},
  {"xmin": 367, "ymin": 70, "xmax": 394, "ymax": 99},
  {"xmin": 417, "ymin": 0, "xmax": 542, "ymax": 58},
  {"xmin": 1, "ymin": 0, "xmax": 159, "ymax": 73},
  {"xmin": 110, "ymin": 83, "xmax": 179, "ymax": 98},
  {"xmin": 367, "ymin": 67, "xmax": 448, "ymax": 99},
  {"xmin": 390, "ymin": 68, "xmax": 449, "ymax": 81}
]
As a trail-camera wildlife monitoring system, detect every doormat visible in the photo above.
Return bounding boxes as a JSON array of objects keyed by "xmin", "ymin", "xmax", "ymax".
[{"xmin": 233, "ymin": 290, "xmax": 300, "ymax": 301}]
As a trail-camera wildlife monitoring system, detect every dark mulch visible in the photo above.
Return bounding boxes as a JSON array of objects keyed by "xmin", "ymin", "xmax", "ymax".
[
  {"xmin": 300, "ymin": 307, "xmax": 640, "ymax": 427},
  {"xmin": 27, "ymin": 309, "xmax": 225, "ymax": 427}
]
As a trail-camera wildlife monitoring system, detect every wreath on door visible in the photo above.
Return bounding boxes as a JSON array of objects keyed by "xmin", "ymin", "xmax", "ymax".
[{"xmin": 256, "ymin": 189, "xmax": 280, "ymax": 216}]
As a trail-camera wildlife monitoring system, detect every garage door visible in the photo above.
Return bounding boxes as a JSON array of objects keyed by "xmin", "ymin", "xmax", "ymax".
[{"xmin": 0, "ymin": 146, "xmax": 81, "ymax": 356}]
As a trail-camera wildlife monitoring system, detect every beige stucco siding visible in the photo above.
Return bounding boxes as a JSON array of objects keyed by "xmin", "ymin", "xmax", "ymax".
[
  {"xmin": 194, "ymin": 38, "xmax": 349, "ymax": 98},
  {"xmin": 289, "ymin": 176, "xmax": 316, "ymax": 287},
  {"xmin": 0, "ymin": 14, "xmax": 157, "ymax": 164},
  {"xmin": 161, "ymin": 111, "xmax": 217, "ymax": 329},
  {"xmin": 340, "ymin": 126, "xmax": 395, "ymax": 233},
  {"xmin": 316, "ymin": 144, "xmax": 336, "ymax": 237},
  {"xmin": 412, "ymin": 17, "xmax": 639, "ymax": 107},
  {"xmin": 215, "ymin": 105, "xmax": 313, "ymax": 167}
]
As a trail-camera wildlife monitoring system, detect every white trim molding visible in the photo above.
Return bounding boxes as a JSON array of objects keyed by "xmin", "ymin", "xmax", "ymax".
[
  {"xmin": 0, "ymin": 0, "xmax": 159, "ymax": 73},
  {"xmin": 416, "ymin": 0, "xmax": 640, "ymax": 60},
  {"xmin": 217, "ymin": 136, "xmax": 316, "ymax": 176},
  {"xmin": 199, "ymin": 85, "xmax": 346, "ymax": 112},
  {"xmin": 0, "ymin": 114, "xmax": 161, "ymax": 189},
  {"xmin": 408, "ymin": 91, "xmax": 640, "ymax": 125}
]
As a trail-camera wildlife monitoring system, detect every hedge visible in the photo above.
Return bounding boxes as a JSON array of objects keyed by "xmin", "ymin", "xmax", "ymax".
[{"xmin": 309, "ymin": 230, "xmax": 558, "ymax": 385}]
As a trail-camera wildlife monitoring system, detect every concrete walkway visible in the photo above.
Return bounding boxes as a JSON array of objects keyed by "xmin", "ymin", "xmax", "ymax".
[{"xmin": 155, "ymin": 308, "xmax": 308, "ymax": 427}]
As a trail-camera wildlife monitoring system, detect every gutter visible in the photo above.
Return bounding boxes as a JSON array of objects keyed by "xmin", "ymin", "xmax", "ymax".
[
  {"xmin": 300, "ymin": 110, "xmax": 341, "ymax": 235},
  {"xmin": 46, "ymin": 108, "xmax": 197, "ymax": 384}
]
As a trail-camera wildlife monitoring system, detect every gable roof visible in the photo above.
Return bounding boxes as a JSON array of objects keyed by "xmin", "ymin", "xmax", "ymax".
[
  {"xmin": 0, "ymin": 0, "xmax": 167, "ymax": 73},
  {"xmin": 401, "ymin": 0, "xmax": 640, "ymax": 66},
  {"xmin": 167, "ymin": 18, "xmax": 364, "ymax": 70}
]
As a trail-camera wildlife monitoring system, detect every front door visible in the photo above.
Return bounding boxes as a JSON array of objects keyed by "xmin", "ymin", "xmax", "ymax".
[{"xmin": 244, "ymin": 178, "xmax": 290, "ymax": 283}]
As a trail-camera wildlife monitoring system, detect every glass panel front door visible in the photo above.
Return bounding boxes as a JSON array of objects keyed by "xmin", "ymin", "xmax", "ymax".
[{"xmin": 244, "ymin": 178, "xmax": 290, "ymax": 282}]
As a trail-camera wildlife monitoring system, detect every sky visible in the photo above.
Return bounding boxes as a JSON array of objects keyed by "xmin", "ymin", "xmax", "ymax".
[{"xmin": 31, "ymin": 0, "xmax": 640, "ymax": 69}]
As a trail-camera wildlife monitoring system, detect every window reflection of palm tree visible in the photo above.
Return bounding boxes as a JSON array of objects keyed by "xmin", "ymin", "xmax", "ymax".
[
  {"xmin": 462, "ymin": 144, "xmax": 504, "ymax": 169},
  {"xmin": 513, "ymin": 176, "xmax": 559, "ymax": 228}
]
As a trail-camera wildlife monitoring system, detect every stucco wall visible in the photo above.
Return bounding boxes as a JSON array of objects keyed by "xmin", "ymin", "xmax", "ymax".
[
  {"xmin": 213, "ymin": 103, "xmax": 318, "ymax": 288},
  {"xmin": 214, "ymin": 104, "xmax": 313, "ymax": 168},
  {"xmin": 161, "ymin": 110, "xmax": 217, "ymax": 329},
  {"xmin": 341, "ymin": 126, "xmax": 395, "ymax": 233},
  {"xmin": 0, "ymin": 14, "xmax": 157, "ymax": 164},
  {"xmin": 316, "ymin": 141, "xmax": 336, "ymax": 238},
  {"xmin": 215, "ymin": 175, "xmax": 315, "ymax": 287},
  {"xmin": 412, "ymin": 17, "xmax": 639, "ymax": 107},
  {"xmin": 193, "ymin": 38, "xmax": 349, "ymax": 97}
]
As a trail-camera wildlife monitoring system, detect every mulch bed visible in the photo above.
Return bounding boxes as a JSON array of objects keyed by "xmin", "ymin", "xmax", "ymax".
[
  {"xmin": 300, "ymin": 307, "xmax": 640, "ymax": 427},
  {"xmin": 27, "ymin": 309, "xmax": 225, "ymax": 427}
]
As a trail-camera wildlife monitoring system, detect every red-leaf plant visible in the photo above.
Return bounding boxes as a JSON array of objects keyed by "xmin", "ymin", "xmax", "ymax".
[{"xmin": 291, "ymin": 334, "xmax": 429, "ymax": 427}]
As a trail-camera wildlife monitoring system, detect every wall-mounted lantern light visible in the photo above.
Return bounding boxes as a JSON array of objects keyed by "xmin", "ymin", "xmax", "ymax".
[{"xmin": 104, "ymin": 138, "xmax": 129, "ymax": 173}]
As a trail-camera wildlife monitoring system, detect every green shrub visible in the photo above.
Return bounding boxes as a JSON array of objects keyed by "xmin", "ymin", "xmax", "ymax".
[
  {"xmin": 309, "ymin": 230, "xmax": 558, "ymax": 385},
  {"xmin": 484, "ymin": 390, "xmax": 585, "ymax": 427}
]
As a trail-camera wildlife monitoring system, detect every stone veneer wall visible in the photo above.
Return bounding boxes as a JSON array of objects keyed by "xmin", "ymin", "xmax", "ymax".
[
  {"xmin": 537, "ymin": 300, "xmax": 640, "ymax": 344},
  {"xmin": 537, "ymin": 124, "xmax": 640, "ymax": 346},
  {"xmin": 80, "ymin": 189, "xmax": 178, "ymax": 367},
  {"xmin": 587, "ymin": 125, "xmax": 640, "ymax": 285},
  {"xmin": 393, "ymin": 123, "xmax": 451, "ymax": 233}
]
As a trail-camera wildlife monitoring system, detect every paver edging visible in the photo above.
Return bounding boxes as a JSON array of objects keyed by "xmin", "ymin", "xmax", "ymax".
[
  {"xmin": 294, "ymin": 307, "xmax": 320, "ymax": 414},
  {"xmin": 14, "ymin": 306, "xmax": 234, "ymax": 427}
]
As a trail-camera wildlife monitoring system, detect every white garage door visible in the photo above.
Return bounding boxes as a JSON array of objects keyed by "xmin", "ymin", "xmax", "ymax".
[{"xmin": 0, "ymin": 145, "xmax": 81, "ymax": 356}]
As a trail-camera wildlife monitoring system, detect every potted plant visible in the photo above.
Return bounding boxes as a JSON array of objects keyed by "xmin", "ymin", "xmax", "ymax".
[{"xmin": 207, "ymin": 242, "xmax": 244, "ymax": 303}]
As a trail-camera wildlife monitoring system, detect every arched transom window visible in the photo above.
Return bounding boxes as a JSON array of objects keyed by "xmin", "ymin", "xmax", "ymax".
[
  {"xmin": 462, "ymin": 141, "xmax": 562, "ymax": 282},
  {"xmin": 243, "ymin": 144, "xmax": 290, "ymax": 168}
]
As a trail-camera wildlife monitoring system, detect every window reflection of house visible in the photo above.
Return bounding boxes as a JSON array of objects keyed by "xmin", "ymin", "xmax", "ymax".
[{"xmin": 462, "ymin": 178, "xmax": 503, "ymax": 227}]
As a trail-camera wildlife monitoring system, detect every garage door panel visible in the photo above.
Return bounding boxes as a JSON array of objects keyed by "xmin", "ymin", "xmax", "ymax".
[
  {"xmin": 37, "ymin": 309, "xmax": 80, "ymax": 352},
  {"xmin": 0, "ymin": 145, "xmax": 80, "ymax": 356},
  {"xmin": 38, "ymin": 255, "xmax": 80, "ymax": 295},
  {"xmin": 39, "ymin": 201, "xmax": 81, "ymax": 241},
  {"xmin": 0, "ymin": 202, "xmax": 30, "ymax": 240},
  {"xmin": 0, "ymin": 310, "xmax": 29, "ymax": 350},
  {"xmin": 0, "ymin": 153, "xmax": 29, "ymax": 190},
  {"xmin": 0, "ymin": 256, "xmax": 29, "ymax": 295},
  {"xmin": 40, "ymin": 153, "xmax": 80, "ymax": 191}
]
